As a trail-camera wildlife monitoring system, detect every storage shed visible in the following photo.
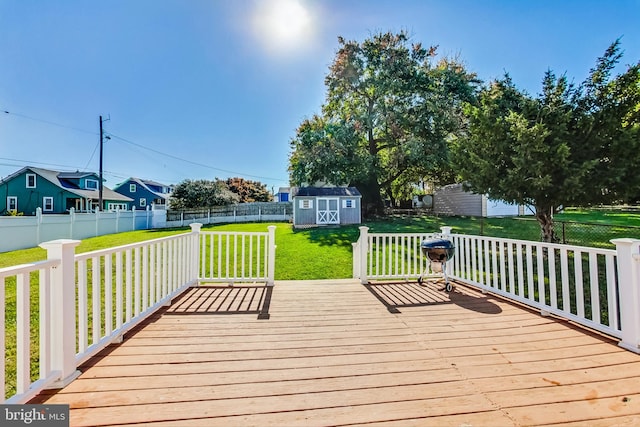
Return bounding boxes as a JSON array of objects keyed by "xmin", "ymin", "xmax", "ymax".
[
  {"xmin": 433, "ymin": 183, "xmax": 523, "ymax": 217},
  {"xmin": 292, "ymin": 186, "xmax": 362, "ymax": 227}
]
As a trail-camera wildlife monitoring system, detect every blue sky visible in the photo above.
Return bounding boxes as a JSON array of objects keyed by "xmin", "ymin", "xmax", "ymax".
[{"xmin": 1, "ymin": 0, "xmax": 639, "ymax": 194}]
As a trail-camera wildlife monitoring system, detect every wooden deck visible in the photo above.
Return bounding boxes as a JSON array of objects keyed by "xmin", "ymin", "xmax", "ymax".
[{"xmin": 33, "ymin": 279, "xmax": 640, "ymax": 426}]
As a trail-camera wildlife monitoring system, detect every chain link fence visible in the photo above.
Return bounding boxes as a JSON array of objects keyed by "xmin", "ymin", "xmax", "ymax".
[
  {"xmin": 472, "ymin": 217, "xmax": 640, "ymax": 249},
  {"xmin": 556, "ymin": 220, "xmax": 640, "ymax": 248}
]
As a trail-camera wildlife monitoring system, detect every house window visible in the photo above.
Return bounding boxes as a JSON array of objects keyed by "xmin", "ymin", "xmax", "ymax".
[
  {"xmin": 130, "ymin": 184, "xmax": 136, "ymax": 192},
  {"xmin": 85, "ymin": 179, "xmax": 98, "ymax": 190},
  {"xmin": 43, "ymin": 197, "xmax": 54, "ymax": 212},
  {"xmin": 107, "ymin": 203, "xmax": 127, "ymax": 211},
  {"xmin": 299, "ymin": 199, "xmax": 313, "ymax": 209},
  {"xmin": 139, "ymin": 198, "xmax": 147, "ymax": 207},
  {"xmin": 343, "ymin": 199, "xmax": 355, "ymax": 208},
  {"xmin": 7, "ymin": 196, "xmax": 17, "ymax": 212},
  {"xmin": 26, "ymin": 174, "xmax": 36, "ymax": 188}
]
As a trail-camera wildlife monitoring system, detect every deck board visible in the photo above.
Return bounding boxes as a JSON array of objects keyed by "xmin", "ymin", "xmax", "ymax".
[{"xmin": 32, "ymin": 279, "xmax": 640, "ymax": 426}]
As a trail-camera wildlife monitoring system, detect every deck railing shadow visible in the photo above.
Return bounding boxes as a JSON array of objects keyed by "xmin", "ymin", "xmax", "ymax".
[
  {"xmin": 364, "ymin": 279, "xmax": 502, "ymax": 315},
  {"xmin": 165, "ymin": 284, "xmax": 273, "ymax": 319}
]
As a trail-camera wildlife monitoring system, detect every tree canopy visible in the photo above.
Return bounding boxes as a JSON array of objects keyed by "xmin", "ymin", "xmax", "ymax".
[
  {"xmin": 225, "ymin": 177, "xmax": 272, "ymax": 203},
  {"xmin": 289, "ymin": 31, "xmax": 479, "ymax": 214},
  {"xmin": 169, "ymin": 179, "xmax": 240, "ymax": 209},
  {"xmin": 452, "ymin": 40, "xmax": 640, "ymax": 242}
]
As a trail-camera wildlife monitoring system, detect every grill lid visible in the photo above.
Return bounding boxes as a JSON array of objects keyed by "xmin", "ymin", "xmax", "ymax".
[{"xmin": 420, "ymin": 238, "xmax": 454, "ymax": 249}]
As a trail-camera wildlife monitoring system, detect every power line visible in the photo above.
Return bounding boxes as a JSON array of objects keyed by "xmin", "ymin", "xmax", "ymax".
[
  {"xmin": 107, "ymin": 132, "xmax": 288, "ymax": 183},
  {"xmin": 82, "ymin": 141, "xmax": 101, "ymax": 172},
  {"xmin": 1, "ymin": 108, "xmax": 97, "ymax": 135},
  {"xmin": 1, "ymin": 108, "xmax": 289, "ymax": 184},
  {"xmin": 0, "ymin": 156, "xmax": 86, "ymax": 171}
]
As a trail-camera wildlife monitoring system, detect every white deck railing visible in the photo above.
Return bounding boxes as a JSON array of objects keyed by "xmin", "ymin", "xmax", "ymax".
[
  {"xmin": 199, "ymin": 226, "xmax": 276, "ymax": 285},
  {"xmin": 448, "ymin": 234, "xmax": 619, "ymax": 338},
  {"xmin": 2, "ymin": 223, "xmax": 276, "ymax": 403},
  {"xmin": 354, "ymin": 226, "xmax": 640, "ymax": 354},
  {"xmin": 0, "ymin": 259, "xmax": 61, "ymax": 404}
]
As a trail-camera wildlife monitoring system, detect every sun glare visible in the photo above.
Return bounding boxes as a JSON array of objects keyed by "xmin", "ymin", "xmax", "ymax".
[{"xmin": 251, "ymin": 0, "xmax": 315, "ymax": 55}]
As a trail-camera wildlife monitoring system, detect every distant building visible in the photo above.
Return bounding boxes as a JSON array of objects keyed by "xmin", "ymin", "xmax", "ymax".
[
  {"xmin": 0, "ymin": 166, "xmax": 133, "ymax": 214},
  {"xmin": 292, "ymin": 186, "xmax": 362, "ymax": 227},
  {"xmin": 433, "ymin": 183, "xmax": 524, "ymax": 217},
  {"xmin": 275, "ymin": 187, "xmax": 290, "ymax": 202},
  {"xmin": 113, "ymin": 177, "xmax": 173, "ymax": 210}
]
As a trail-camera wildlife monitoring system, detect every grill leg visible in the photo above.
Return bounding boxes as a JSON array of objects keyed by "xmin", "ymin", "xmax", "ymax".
[{"xmin": 442, "ymin": 262, "xmax": 453, "ymax": 292}]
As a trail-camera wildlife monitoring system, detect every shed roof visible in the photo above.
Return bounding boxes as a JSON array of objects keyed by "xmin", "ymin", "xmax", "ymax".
[{"xmin": 294, "ymin": 187, "xmax": 361, "ymax": 197}]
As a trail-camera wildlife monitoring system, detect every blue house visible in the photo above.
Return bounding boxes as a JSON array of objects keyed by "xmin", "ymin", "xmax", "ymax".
[
  {"xmin": 0, "ymin": 166, "xmax": 133, "ymax": 215},
  {"xmin": 276, "ymin": 187, "xmax": 290, "ymax": 202},
  {"xmin": 113, "ymin": 177, "xmax": 173, "ymax": 210}
]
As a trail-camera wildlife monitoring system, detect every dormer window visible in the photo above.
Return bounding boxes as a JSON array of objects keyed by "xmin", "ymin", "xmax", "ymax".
[
  {"xmin": 85, "ymin": 179, "xmax": 98, "ymax": 190},
  {"xmin": 26, "ymin": 174, "xmax": 36, "ymax": 188}
]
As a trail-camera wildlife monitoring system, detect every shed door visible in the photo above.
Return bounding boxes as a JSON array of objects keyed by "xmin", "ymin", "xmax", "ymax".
[{"xmin": 317, "ymin": 198, "xmax": 339, "ymax": 224}]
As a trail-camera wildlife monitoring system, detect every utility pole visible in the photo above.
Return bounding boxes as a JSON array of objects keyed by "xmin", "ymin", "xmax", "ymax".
[{"xmin": 99, "ymin": 115, "xmax": 104, "ymax": 211}]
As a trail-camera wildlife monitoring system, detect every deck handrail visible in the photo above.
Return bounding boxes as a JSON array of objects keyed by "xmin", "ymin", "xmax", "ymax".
[
  {"xmin": 354, "ymin": 226, "xmax": 640, "ymax": 353},
  {"xmin": 1, "ymin": 258, "xmax": 61, "ymax": 404},
  {"xmin": 2, "ymin": 223, "xmax": 276, "ymax": 403},
  {"xmin": 198, "ymin": 226, "xmax": 276, "ymax": 285}
]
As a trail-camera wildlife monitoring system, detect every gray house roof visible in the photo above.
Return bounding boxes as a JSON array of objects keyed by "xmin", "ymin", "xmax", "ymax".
[
  {"xmin": 2, "ymin": 166, "xmax": 132, "ymax": 202},
  {"xmin": 113, "ymin": 177, "xmax": 171, "ymax": 200},
  {"xmin": 293, "ymin": 187, "xmax": 361, "ymax": 197}
]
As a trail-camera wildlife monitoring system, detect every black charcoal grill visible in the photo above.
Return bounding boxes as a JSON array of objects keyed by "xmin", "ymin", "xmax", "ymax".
[{"xmin": 417, "ymin": 238, "xmax": 455, "ymax": 291}]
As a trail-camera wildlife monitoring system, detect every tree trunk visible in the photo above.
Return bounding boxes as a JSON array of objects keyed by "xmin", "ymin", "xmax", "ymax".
[
  {"xmin": 352, "ymin": 177, "xmax": 384, "ymax": 218},
  {"xmin": 535, "ymin": 205, "xmax": 558, "ymax": 243}
]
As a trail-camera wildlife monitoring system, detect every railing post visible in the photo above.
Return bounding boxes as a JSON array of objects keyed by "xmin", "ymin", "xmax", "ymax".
[
  {"xmin": 352, "ymin": 241, "xmax": 360, "ymax": 279},
  {"xmin": 440, "ymin": 226, "xmax": 453, "ymax": 279},
  {"xmin": 69, "ymin": 207, "xmax": 75, "ymax": 239},
  {"xmin": 612, "ymin": 238, "xmax": 640, "ymax": 353},
  {"xmin": 359, "ymin": 226, "xmax": 369, "ymax": 284},
  {"xmin": 39, "ymin": 239, "xmax": 81, "ymax": 388},
  {"xmin": 267, "ymin": 225, "xmax": 276, "ymax": 286},
  {"xmin": 189, "ymin": 223, "xmax": 202, "ymax": 285},
  {"xmin": 35, "ymin": 207, "xmax": 42, "ymax": 246}
]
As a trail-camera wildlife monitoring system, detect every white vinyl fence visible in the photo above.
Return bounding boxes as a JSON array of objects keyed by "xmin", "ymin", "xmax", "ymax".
[
  {"xmin": 354, "ymin": 226, "xmax": 640, "ymax": 353},
  {"xmin": 0, "ymin": 203, "xmax": 290, "ymax": 253},
  {"xmin": 2, "ymin": 223, "xmax": 276, "ymax": 403},
  {"xmin": 0, "ymin": 207, "xmax": 160, "ymax": 253}
]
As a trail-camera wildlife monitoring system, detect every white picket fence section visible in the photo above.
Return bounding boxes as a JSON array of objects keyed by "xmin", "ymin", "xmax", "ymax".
[
  {"xmin": 2, "ymin": 223, "xmax": 276, "ymax": 403},
  {"xmin": 354, "ymin": 227, "xmax": 640, "ymax": 354}
]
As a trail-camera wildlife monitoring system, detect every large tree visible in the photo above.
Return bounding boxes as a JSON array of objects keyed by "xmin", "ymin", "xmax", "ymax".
[
  {"xmin": 225, "ymin": 177, "xmax": 272, "ymax": 203},
  {"xmin": 452, "ymin": 41, "xmax": 640, "ymax": 242},
  {"xmin": 289, "ymin": 31, "xmax": 478, "ymax": 214},
  {"xmin": 169, "ymin": 179, "xmax": 239, "ymax": 209}
]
